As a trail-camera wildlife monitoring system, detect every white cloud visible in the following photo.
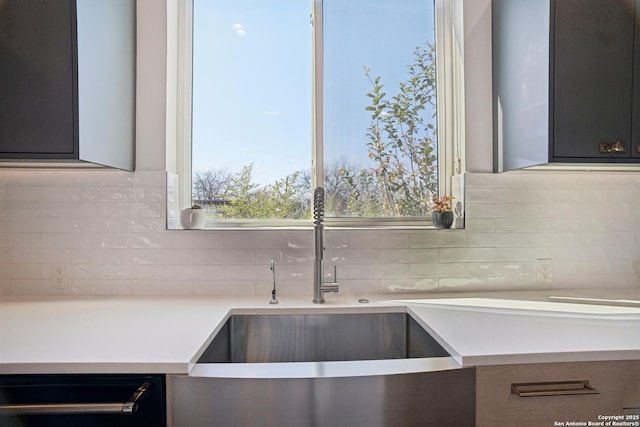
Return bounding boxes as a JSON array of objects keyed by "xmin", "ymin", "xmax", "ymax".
[{"xmin": 232, "ymin": 23, "xmax": 246, "ymax": 36}]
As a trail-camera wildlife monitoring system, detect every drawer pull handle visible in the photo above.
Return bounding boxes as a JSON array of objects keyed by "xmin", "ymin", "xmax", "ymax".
[
  {"xmin": 511, "ymin": 380, "xmax": 598, "ymax": 397},
  {"xmin": 0, "ymin": 381, "xmax": 150, "ymax": 415},
  {"xmin": 599, "ymin": 140, "xmax": 626, "ymax": 153}
]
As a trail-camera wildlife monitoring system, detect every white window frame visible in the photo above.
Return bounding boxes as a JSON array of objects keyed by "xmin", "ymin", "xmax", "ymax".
[{"xmin": 169, "ymin": 0, "xmax": 465, "ymax": 229}]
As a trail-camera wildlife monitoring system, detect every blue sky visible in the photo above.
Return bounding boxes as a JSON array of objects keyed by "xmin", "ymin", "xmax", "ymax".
[{"xmin": 192, "ymin": 0, "xmax": 434, "ymax": 186}]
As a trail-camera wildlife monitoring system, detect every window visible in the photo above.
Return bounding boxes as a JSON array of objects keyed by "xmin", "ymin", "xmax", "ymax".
[
  {"xmin": 178, "ymin": 0, "xmax": 464, "ymax": 227},
  {"xmin": 322, "ymin": 0, "xmax": 438, "ymax": 220}
]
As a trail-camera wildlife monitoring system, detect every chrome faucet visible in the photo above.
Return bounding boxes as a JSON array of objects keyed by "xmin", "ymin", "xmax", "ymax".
[{"xmin": 313, "ymin": 187, "xmax": 339, "ymax": 304}]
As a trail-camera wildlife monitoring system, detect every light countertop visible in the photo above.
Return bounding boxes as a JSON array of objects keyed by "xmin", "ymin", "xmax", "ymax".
[
  {"xmin": 396, "ymin": 297, "xmax": 640, "ymax": 366},
  {"xmin": 1, "ymin": 289, "xmax": 639, "ymax": 375}
]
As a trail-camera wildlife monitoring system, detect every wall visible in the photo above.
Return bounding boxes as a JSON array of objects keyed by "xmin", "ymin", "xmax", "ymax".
[{"xmin": 0, "ymin": 0, "xmax": 638, "ymax": 296}]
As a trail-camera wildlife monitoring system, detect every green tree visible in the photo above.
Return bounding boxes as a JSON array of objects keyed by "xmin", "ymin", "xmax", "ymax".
[
  {"xmin": 217, "ymin": 164, "xmax": 262, "ymax": 218},
  {"xmin": 362, "ymin": 42, "xmax": 438, "ymax": 216},
  {"xmin": 217, "ymin": 164, "xmax": 311, "ymax": 219}
]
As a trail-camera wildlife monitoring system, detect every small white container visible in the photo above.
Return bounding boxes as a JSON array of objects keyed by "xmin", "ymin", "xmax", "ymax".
[{"xmin": 180, "ymin": 208, "xmax": 206, "ymax": 229}]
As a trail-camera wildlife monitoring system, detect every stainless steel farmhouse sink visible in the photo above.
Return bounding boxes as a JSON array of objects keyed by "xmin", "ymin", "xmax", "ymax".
[
  {"xmin": 170, "ymin": 309, "xmax": 475, "ymax": 427},
  {"xmin": 197, "ymin": 311, "xmax": 449, "ymax": 363}
]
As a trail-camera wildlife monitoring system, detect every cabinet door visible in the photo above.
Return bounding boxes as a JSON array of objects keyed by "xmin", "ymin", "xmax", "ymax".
[
  {"xmin": 0, "ymin": 0, "xmax": 77, "ymax": 157},
  {"xmin": 552, "ymin": 0, "xmax": 635, "ymax": 161}
]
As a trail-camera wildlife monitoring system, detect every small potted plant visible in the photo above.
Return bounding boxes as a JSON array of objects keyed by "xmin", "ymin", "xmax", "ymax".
[
  {"xmin": 432, "ymin": 196, "xmax": 454, "ymax": 229},
  {"xmin": 180, "ymin": 204, "xmax": 206, "ymax": 229}
]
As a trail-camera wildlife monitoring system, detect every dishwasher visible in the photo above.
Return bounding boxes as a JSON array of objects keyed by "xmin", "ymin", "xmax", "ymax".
[{"xmin": 0, "ymin": 374, "xmax": 165, "ymax": 427}]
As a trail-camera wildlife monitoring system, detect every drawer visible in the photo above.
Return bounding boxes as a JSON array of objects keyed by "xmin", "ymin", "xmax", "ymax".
[
  {"xmin": 477, "ymin": 361, "xmax": 627, "ymax": 427},
  {"xmin": 623, "ymin": 360, "xmax": 640, "ymax": 416}
]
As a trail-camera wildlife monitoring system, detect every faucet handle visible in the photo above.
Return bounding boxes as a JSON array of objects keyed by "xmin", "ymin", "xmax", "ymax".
[
  {"xmin": 329, "ymin": 265, "xmax": 338, "ymax": 284},
  {"xmin": 323, "ymin": 265, "xmax": 339, "ymax": 294}
]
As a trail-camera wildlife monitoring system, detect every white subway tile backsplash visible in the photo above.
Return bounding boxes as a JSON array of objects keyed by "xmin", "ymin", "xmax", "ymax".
[
  {"xmin": 346, "ymin": 263, "xmax": 409, "ymax": 280},
  {"xmin": 329, "ymin": 248, "xmax": 379, "ymax": 264},
  {"xmin": 255, "ymin": 279, "xmax": 309, "ymax": 296},
  {"xmin": 575, "ymin": 203, "xmax": 630, "ymax": 218},
  {"xmin": 257, "ymin": 248, "xmax": 310, "ymax": 265},
  {"xmin": 463, "ymin": 218, "xmax": 495, "ymax": 232},
  {"xmin": 0, "ymin": 233, "xmax": 41, "ymax": 248},
  {"xmin": 409, "ymin": 262, "xmax": 468, "ymax": 278},
  {"xmin": 126, "ymin": 202, "xmax": 166, "ymax": 218},
  {"xmin": 324, "ymin": 232, "xmax": 349, "ymax": 249},
  {"xmin": 0, "ymin": 170, "xmax": 638, "ymax": 295},
  {"xmin": 578, "ymin": 231, "xmax": 634, "ymax": 247},
  {"xmin": 348, "ymin": 232, "xmax": 409, "ymax": 249},
  {"xmin": 382, "ymin": 278, "xmax": 438, "ymax": 293},
  {"xmin": 438, "ymin": 277, "xmax": 497, "ymax": 292},
  {"xmin": 281, "ymin": 263, "xmax": 311, "ymax": 281},
  {"xmin": 12, "ymin": 186, "xmax": 71, "ymax": 202},
  {"xmin": 41, "ymin": 232, "xmax": 101, "ymax": 249},
  {"xmin": 71, "ymin": 187, "xmax": 132, "ymax": 202},
  {"xmin": 125, "ymin": 234, "xmax": 163, "ymax": 249},
  {"xmin": 493, "ymin": 218, "xmax": 549, "ymax": 232},
  {"xmin": 409, "ymin": 231, "xmax": 467, "ymax": 248},
  {"xmin": 495, "ymin": 247, "xmax": 552, "ymax": 262},
  {"xmin": 132, "ymin": 187, "xmax": 165, "ymax": 202},
  {"xmin": 10, "ymin": 279, "xmax": 68, "ymax": 295},
  {"xmin": 71, "ymin": 248, "xmax": 130, "ymax": 265},
  {"xmin": 162, "ymin": 264, "xmax": 225, "ymax": 281},
  {"xmin": 69, "ymin": 264, "xmax": 105, "ymax": 280},
  {"xmin": 333, "ymin": 279, "xmax": 381, "ymax": 295},
  {"xmin": 548, "ymin": 246, "xmax": 606, "ymax": 262},
  {"xmin": 9, "ymin": 248, "xmax": 71, "ymax": 264},
  {"xmin": 493, "ymin": 276, "xmax": 543, "ymax": 291},
  {"xmin": 574, "ymin": 173, "xmax": 630, "ymax": 188},
  {"xmin": 130, "ymin": 218, "xmax": 165, "ymax": 233},
  {"xmin": 379, "ymin": 248, "xmax": 438, "ymax": 264},
  {"xmin": 40, "ymin": 201, "xmax": 102, "ymax": 218},
  {"xmin": 439, "ymin": 247, "xmax": 495, "ymax": 263},
  {"xmin": 131, "ymin": 248, "xmax": 194, "ymax": 265},
  {"xmin": 466, "ymin": 262, "xmax": 533, "ymax": 278},
  {"xmin": 224, "ymin": 264, "xmax": 271, "ymax": 281},
  {"xmin": 134, "ymin": 279, "xmax": 194, "ymax": 296},
  {"xmin": 126, "ymin": 264, "xmax": 163, "ymax": 280},
  {"xmin": 69, "ymin": 279, "xmax": 133, "ymax": 296},
  {"xmin": 192, "ymin": 249, "xmax": 256, "ymax": 265},
  {"xmin": 72, "ymin": 218, "xmax": 130, "ymax": 233},
  {"xmin": 223, "ymin": 231, "xmax": 287, "ymax": 249},
  {"xmin": 195, "ymin": 280, "xmax": 254, "ymax": 296},
  {"xmin": 161, "ymin": 232, "xmax": 224, "ymax": 249},
  {"xmin": 131, "ymin": 171, "xmax": 164, "ymax": 187},
  {"xmin": 6, "ymin": 263, "xmax": 45, "ymax": 280}
]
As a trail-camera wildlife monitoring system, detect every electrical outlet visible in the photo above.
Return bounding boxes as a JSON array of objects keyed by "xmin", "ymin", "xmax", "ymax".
[
  {"xmin": 52, "ymin": 263, "xmax": 69, "ymax": 289},
  {"xmin": 536, "ymin": 258, "xmax": 552, "ymax": 283}
]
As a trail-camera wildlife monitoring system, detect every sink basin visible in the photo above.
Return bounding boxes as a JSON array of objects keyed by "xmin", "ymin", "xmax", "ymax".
[
  {"xmin": 198, "ymin": 311, "xmax": 449, "ymax": 363},
  {"xmin": 172, "ymin": 310, "xmax": 474, "ymax": 427}
]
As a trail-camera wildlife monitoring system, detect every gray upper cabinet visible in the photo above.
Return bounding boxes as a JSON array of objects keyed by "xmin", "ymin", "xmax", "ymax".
[
  {"xmin": 0, "ymin": 0, "xmax": 135, "ymax": 171},
  {"xmin": 493, "ymin": 0, "xmax": 640, "ymax": 172}
]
